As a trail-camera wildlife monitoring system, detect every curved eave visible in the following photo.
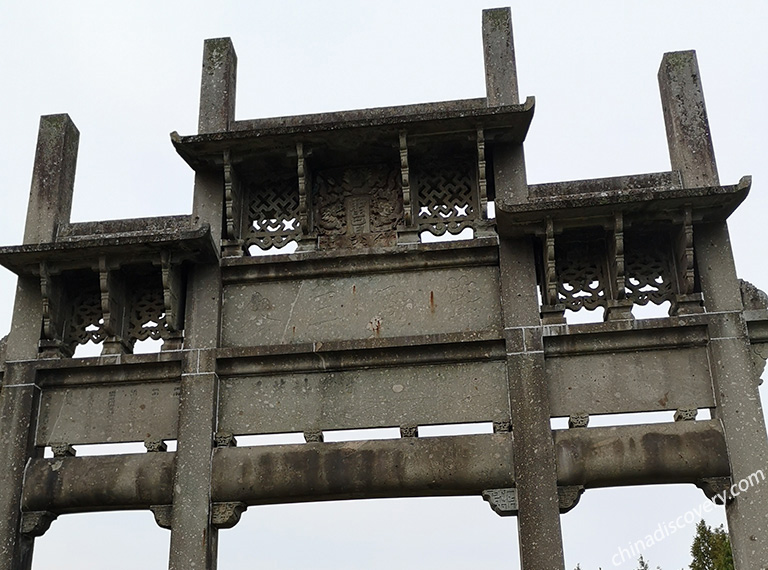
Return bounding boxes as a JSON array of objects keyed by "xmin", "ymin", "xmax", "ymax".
[
  {"xmin": 496, "ymin": 176, "xmax": 751, "ymax": 236},
  {"xmin": 0, "ymin": 224, "xmax": 216, "ymax": 276},
  {"xmin": 172, "ymin": 97, "xmax": 535, "ymax": 169}
]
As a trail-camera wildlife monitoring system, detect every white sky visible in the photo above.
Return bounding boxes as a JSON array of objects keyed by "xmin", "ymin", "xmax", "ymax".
[{"xmin": 1, "ymin": 1, "xmax": 766, "ymax": 569}]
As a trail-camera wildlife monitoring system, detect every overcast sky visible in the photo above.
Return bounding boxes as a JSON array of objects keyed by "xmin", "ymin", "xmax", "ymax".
[{"xmin": 1, "ymin": 2, "xmax": 766, "ymax": 569}]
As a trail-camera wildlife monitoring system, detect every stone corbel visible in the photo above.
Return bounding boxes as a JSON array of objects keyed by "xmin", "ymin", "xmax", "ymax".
[
  {"xmin": 483, "ymin": 486, "xmax": 585, "ymax": 517},
  {"xmin": 296, "ymin": 142, "xmax": 311, "ymax": 242},
  {"xmin": 568, "ymin": 413, "xmax": 589, "ymax": 428},
  {"xmin": 697, "ymin": 477, "xmax": 733, "ymax": 505},
  {"xmin": 482, "ymin": 488, "xmax": 518, "ymax": 516},
  {"xmin": 150, "ymin": 505, "xmax": 172, "ymax": 530},
  {"xmin": 99, "ymin": 256, "xmax": 132, "ymax": 355},
  {"xmin": 303, "ymin": 429, "xmax": 324, "ymax": 443},
  {"xmin": 671, "ymin": 206, "xmax": 704, "ymax": 315},
  {"xmin": 222, "ymin": 149, "xmax": 245, "ymax": 257},
  {"xmin": 160, "ymin": 250, "xmax": 185, "ymax": 350},
  {"xmin": 50, "ymin": 442, "xmax": 76, "ymax": 457},
  {"xmin": 399, "ymin": 425, "xmax": 419, "ymax": 438},
  {"xmin": 38, "ymin": 261, "xmax": 69, "ymax": 357},
  {"xmin": 557, "ymin": 485, "xmax": 585, "ymax": 513},
  {"xmin": 144, "ymin": 438, "xmax": 168, "ymax": 452},
  {"xmin": 396, "ymin": 131, "xmax": 420, "ymax": 244},
  {"xmin": 20, "ymin": 511, "xmax": 58, "ymax": 537},
  {"xmin": 540, "ymin": 218, "xmax": 566, "ymax": 324},
  {"xmin": 212, "ymin": 502, "xmax": 247, "ymax": 529},
  {"xmin": 215, "ymin": 430, "xmax": 237, "ymax": 448},
  {"xmin": 605, "ymin": 212, "xmax": 633, "ymax": 321}
]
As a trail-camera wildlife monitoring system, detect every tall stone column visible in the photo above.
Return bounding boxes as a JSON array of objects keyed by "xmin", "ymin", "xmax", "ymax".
[
  {"xmin": 0, "ymin": 114, "xmax": 79, "ymax": 570},
  {"xmin": 484, "ymin": 9, "xmax": 566, "ymax": 570},
  {"xmin": 659, "ymin": 50, "xmax": 768, "ymax": 569},
  {"xmin": 167, "ymin": 38, "xmax": 234, "ymax": 570}
]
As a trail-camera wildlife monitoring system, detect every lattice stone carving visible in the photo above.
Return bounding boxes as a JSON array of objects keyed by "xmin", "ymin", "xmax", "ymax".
[
  {"xmin": 66, "ymin": 289, "xmax": 108, "ymax": 350},
  {"xmin": 625, "ymin": 231, "xmax": 675, "ymax": 306},
  {"xmin": 128, "ymin": 286, "xmax": 170, "ymax": 344},
  {"xmin": 244, "ymin": 174, "xmax": 300, "ymax": 252},
  {"xmin": 314, "ymin": 164, "xmax": 403, "ymax": 249},
  {"xmin": 555, "ymin": 233, "xmax": 608, "ymax": 311},
  {"xmin": 416, "ymin": 158, "xmax": 476, "ymax": 236}
]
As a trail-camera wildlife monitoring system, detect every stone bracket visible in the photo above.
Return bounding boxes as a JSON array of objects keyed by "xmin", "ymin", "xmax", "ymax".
[
  {"xmin": 212, "ymin": 502, "xmax": 247, "ymax": 529},
  {"xmin": 20, "ymin": 511, "xmax": 58, "ymax": 537},
  {"xmin": 482, "ymin": 488, "xmax": 518, "ymax": 517},
  {"xmin": 150, "ymin": 504, "xmax": 172, "ymax": 530},
  {"xmin": 483, "ymin": 486, "xmax": 585, "ymax": 517},
  {"xmin": 697, "ymin": 477, "xmax": 733, "ymax": 505}
]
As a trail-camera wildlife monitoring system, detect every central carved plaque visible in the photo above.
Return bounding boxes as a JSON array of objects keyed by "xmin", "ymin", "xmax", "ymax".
[{"xmin": 314, "ymin": 164, "xmax": 403, "ymax": 249}]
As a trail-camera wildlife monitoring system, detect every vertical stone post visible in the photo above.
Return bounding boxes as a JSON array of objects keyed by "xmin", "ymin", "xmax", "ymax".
[
  {"xmin": 483, "ymin": 8, "xmax": 528, "ymax": 207},
  {"xmin": 0, "ymin": 114, "xmax": 79, "ymax": 570},
  {"xmin": 198, "ymin": 38, "xmax": 237, "ymax": 134},
  {"xmin": 659, "ymin": 51, "xmax": 768, "ymax": 569},
  {"xmin": 483, "ymin": 8, "xmax": 519, "ymax": 106},
  {"xmin": 485, "ymin": 9, "xmax": 565, "ymax": 570},
  {"xmin": 167, "ymin": 39, "xmax": 233, "ymax": 569}
]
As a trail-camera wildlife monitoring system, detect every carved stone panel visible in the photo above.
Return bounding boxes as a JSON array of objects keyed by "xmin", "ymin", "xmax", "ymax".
[
  {"xmin": 625, "ymin": 230, "xmax": 676, "ymax": 306},
  {"xmin": 36, "ymin": 382, "xmax": 180, "ymax": 446},
  {"xmin": 244, "ymin": 173, "xmax": 301, "ymax": 252},
  {"xmin": 415, "ymin": 157, "xmax": 477, "ymax": 236},
  {"xmin": 314, "ymin": 164, "xmax": 403, "ymax": 249},
  {"xmin": 221, "ymin": 266, "xmax": 502, "ymax": 346},
  {"xmin": 555, "ymin": 231, "xmax": 608, "ymax": 311},
  {"xmin": 219, "ymin": 360, "xmax": 509, "ymax": 435}
]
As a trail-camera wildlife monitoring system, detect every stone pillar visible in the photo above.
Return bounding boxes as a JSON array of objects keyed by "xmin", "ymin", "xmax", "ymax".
[
  {"xmin": 23, "ymin": 114, "xmax": 78, "ymax": 244},
  {"xmin": 659, "ymin": 51, "xmax": 768, "ymax": 569},
  {"xmin": 0, "ymin": 114, "xmax": 79, "ymax": 570},
  {"xmin": 483, "ymin": 7, "xmax": 527, "ymax": 207},
  {"xmin": 485, "ymin": 11, "xmax": 565, "ymax": 568},
  {"xmin": 167, "ymin": 50, "xmax": 230, "ymax": 563},
  {"xmin": 198, "ymin": 38, "xmax": 237, "ymax": 134},
  {"xmin": 483, "ymin": 8, "xmax": 519, "ymax": 106}
]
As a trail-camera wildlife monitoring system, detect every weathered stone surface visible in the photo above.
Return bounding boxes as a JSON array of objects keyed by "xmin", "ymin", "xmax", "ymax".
[{"xmin": 0, "ymin": 8, "xmax": 766, "ymax": 570}]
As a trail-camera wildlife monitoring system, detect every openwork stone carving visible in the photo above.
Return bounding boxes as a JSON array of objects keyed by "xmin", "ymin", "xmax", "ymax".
[
  {"xmin": 555, "ymin": 232, "xmax": 608, "ymax": 311},
  {"xmin": 416, "ymin": 158, "xmax": 476, "ymax": 236},
  {"xmin": 624, "ymin": 231, "xmax": 675, "ymax": 306},
  {"xmin": 20, "ymin": 511, "xmax": 58, "ymax": 537},
  {"xmin": 482, "ymin": 488, "xmax": 518, "ymax": 517},
  {"xmin": 314, "ymin": 165, "xmax": 403, "ymax": 249},
  {"xmin": 244, "ymin": 173, "xmax": 301, "ymax": 252},
  {"xmin": 128, "ymin": 286, "xmax": 171, "ymax": 344},
  {"xmin": 66, "ymin": 289, "xmax": 108, "ymax": 350}
]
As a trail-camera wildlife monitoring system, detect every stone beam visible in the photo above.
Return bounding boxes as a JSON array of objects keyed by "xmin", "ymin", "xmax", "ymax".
[{"xmin": 19, "ymin": 423, "xmax": 729, "ymax": 515}]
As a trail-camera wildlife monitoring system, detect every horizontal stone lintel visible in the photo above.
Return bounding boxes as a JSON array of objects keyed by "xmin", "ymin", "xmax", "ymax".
[{"xmin": 21, "ymin": 421, "xmax": 727, "ymax": 514}]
